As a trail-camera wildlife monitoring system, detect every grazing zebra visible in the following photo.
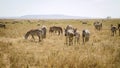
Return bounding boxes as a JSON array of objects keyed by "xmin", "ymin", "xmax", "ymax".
[
  {"xmin": 82, "ymin": 29, "xmax": 90, "ymax": 44},
  {"xmin": 24, "ymin": 29, "xmax": 43, "ymax": 42},
  {"xmin": 111, "ymin": 24, "xmax": 117, "ymax": 36},
  {"xmin": 118, "ymin": 24, "xmax": 120, "ymax": 36},
  {"xmin": 25, "ymin": 26, "xmax": 47, "ymax": 42},
  {"xmin": 0, "ymin": 23, "xmax": 6, "ymax": 29},
  {"xmin": 93, "ymin": 22, "xmax": 102, "ymax": 31},
  {"xmin": 82, "ymin": 22, "xmax": 87, "ymax": 24},
  {"xmin": 74, "ymin": 28, "xmax": 80, "ymax": 45},
  {"xmin": 64, "ymin": 28, "xmax": 75, "ymax": 46},
  {"xmin": 49, "ymin": 26, "xmax": 63, "ymax": 35}
]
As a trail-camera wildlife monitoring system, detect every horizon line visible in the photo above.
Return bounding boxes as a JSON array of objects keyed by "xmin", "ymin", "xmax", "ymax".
[{"xmin": 0, "ymin": 14, "xmax": 119, "ymax": 19}]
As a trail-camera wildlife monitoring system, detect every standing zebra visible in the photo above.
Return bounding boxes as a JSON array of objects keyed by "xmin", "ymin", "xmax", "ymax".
[
  {"xmin": 64, "ymin": 25, "xmax": 75, "ymax": 46},
  {"xmin": 40, "ymin": 26, "xmax": 47, "ymax": 38},
  {"xmin": 64, "ymin": 28, "xmax": 75, "ymax": 46},
  {"xmin": 82, "ymin": 29, "xmax": 90, "ymax": 44},
  {"xmin": 74, "ymin": 28, "xmax": 80, "ymax": 45},
  {"xmin": 64, "ymin": 25, "xmax": 80, "ymax": 45},
  {"xmin": 93, "ymin": 22, "xmax": 102, "ymax": 31},
  {"xmin": 111, "ymin": 24, "xmax": 117, "ymax": 36}
]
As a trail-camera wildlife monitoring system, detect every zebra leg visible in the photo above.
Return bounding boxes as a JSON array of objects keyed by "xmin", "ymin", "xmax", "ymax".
[
  {"xmin": 4, "ymin": 25, "xmax": 6, "ymax": 29},
  {"xmin": 37, "ymin": 33, "xmax": 42, "ymax": 42},
  {"xmin": 55, "ymin": 30, "xmax": 57, "ymax": 35},
  {"xmin": 113, "ymin": 31, "xmax": 114, "ymax": 36},
  {"xmin": 99, "ymin": 27, "xmax": 101, "ymax": 31},
  {"xmin": 82, "ymin": 37, "xmax": 85, "ymax": 44},
  {"xmin": 38, "ymin": 36, "xmax": 41, "ymax": 42},
  {"xmin": 69, "ymin": 37, "xmax": 72, "ymax": 46},
  {"xmin": 71, "ymin": 37, "xmax": 73, "ymax": 45},
  {"xmin": 75, "ymin": 37, "xmax": 78, "ymax": 45},
  {"xmin": 115, "ymin": 30, "xmax": 116, "ymax": 34},
  {"xmin": 86, "ymin": 37, "xmax": 89, "ymax": 42},
  {"xmin": 85, "ymin": 37, "xmax": 87, "ymax": 42},
  {"xmin": 31, "ymin": 35, "xmax": 35, "ymax": 41},
  {"xmin": 119, "ymin": 30, "xmax": 120, "ymax": 36},
  {"xmin": 65, "ymin": 36, "xmax": 68, "ymax": 45},
  {"xmin": 40, "ymin": 34, "xmax": 43, "ymax": 42},
  {"xmin": 111, "ymin": 31, "xmax": 114, "ymax": 36},
  {"xmin": 98, "ymin": 27, "xmax": 100, "ymax": 31},
  {"xmin": 75, "ymin": 38, "xmax": 77, "ymax": 45},
  {"xmin": 77, "ymin": 38, "xmax": 80, "ymax": 45},
  {"xmin": 69, "ymin": 37, "xmax": 70, "ymax": 46},
  {"xmin": 73, "ymin": 37, "xmax": 76, "ymax": 44},
  {"xmin": 58, "ymin": 31, "xmax": 60, "ymax": 35}
]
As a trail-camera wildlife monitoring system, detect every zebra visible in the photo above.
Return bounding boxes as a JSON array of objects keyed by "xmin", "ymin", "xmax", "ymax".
[
  {"xmin": 64, "ymin": 25, "xmax": 80, "ymax": 45},
  {"xmin": 0, "ymin": 23, "xmax": 6, "ymax": 29},
  {"xmin": 82, "ymin": 29, "xmax": 90, "ymax": 44},
  {"xmin": 74, "ymin": 28, "xmax": 80, "ymax": 45},
  {"xmin": 24, "ymin": 26, "xmax": 47, "ymax": 42},
  {"xmin": 111, "ymin": 24, "xmax": 117, "ymax": 36},
  {"xmin": 49, "ymin": 26, "xmax": 63, "ymax": 35},
  {"xmin": 93, "ymin": 22, "xmax": 102, "ymax": 31},
  {"xmin": 64, "ymin": 28, "xmax": 75, "ymax": 46},
  {"xmin": 40, "ymin": 25, "xmax": 47, "ymax": 38},
  {"xmin": 24, "ymin": 29, "xmax": 43, "ymax": 42}
]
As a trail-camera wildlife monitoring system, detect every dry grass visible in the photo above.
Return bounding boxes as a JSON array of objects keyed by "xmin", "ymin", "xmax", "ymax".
[{"xmin": 0, "ymin": 19, "xmax": 120, "ymax": 68}]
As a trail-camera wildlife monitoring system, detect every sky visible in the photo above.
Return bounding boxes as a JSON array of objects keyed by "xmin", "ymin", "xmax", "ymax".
[{"xmin": 0, "ymin": 0, "xmax": 120, "ymax": 18}]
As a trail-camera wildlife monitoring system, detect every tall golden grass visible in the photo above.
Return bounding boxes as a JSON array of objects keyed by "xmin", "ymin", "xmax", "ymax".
[{"xmin": 0, "ymin": 19, "xmax": 120, "ymax": 68}]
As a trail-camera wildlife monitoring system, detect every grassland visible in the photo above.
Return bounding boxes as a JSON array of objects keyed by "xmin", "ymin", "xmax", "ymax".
[{"xmin": 0, "ymin": 19, "xmax": 120, "ymax": 68}]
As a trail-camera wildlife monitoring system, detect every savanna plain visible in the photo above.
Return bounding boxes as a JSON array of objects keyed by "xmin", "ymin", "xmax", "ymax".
[{"xmin": 0, "ymin": 19, "xmax": 120, "ymax": 68}]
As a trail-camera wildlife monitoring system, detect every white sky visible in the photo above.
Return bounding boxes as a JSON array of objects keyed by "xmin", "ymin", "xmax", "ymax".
[{"xmin": 0, "ymin": 0, "xmax": 120, "ymax": 18}]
